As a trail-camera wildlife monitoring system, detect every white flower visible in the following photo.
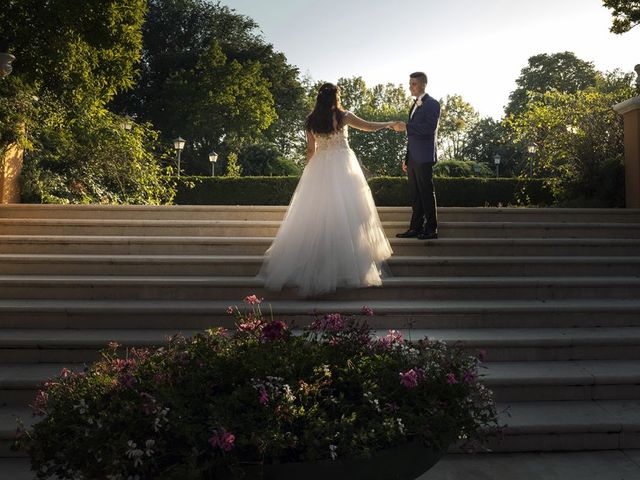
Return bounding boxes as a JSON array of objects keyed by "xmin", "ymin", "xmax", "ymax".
[{"xmin": 416, "ymin": 98, "xmax": 423, "ymax": 107}]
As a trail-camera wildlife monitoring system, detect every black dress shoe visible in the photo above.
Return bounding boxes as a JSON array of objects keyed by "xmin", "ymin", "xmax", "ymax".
[
  {"xmin": 418, "ymin": 231, "xmax": 438, "ymax": 240},
  {"xmin": 396, "ymin": 229, "xmax": 421, "ymax": 238}
]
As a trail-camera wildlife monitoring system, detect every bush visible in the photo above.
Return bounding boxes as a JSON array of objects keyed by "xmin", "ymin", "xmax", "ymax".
[
  {"xmin": 13, "ymin": 299, "xmax": 498, "ymax": 479},
  {"xmin": 238, "ymin": 143, "xmax": 302, "ymax": 176},
  {"xmin": 433, "ymin": 160, "xmax": 492, "ymax": 178},
  {"xmin": 175, "ymin": 176, "xmax": 554, "ymax": 207}
]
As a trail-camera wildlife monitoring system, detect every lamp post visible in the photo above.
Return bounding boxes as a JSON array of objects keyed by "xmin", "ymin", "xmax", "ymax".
[
  {"xmin": 527, "ymin": 143, "xmax": 537, "ymax": 177},
  {"xmin": 173, "ymin": 136, "xmax": 186, "ymax": 177},
  {"xmin": 493, "ymin": 154, "xmax": 501, "ymax": 178},
  {"xmin": 208, "ymin": 151, "xmax": 218, "ymax": 177},
  {"xmin": 121, "ymin": 115, "xmax": 133, "ymax": 131},
  {"xmin": 0, "ymin": 53, "xmax": 15, "ymax": 78}
]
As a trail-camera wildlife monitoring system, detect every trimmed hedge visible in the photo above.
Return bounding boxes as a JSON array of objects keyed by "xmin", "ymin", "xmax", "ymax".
[{"xmin": 174, "ymin": 176, "xmax": 554, "ymax": 207}]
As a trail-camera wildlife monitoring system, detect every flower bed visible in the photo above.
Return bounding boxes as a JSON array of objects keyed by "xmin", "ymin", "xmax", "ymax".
[{"xmin": 13, "ymin": 297, "xmax": 498, "ymax": 479}]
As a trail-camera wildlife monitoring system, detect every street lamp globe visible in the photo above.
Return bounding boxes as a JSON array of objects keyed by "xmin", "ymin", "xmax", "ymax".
[
  {"xmin": 0, "ymin": 53, "xmax": 16, "ymax": 78},
  {"xmin": 173, "ymin": 137, "xmax": 186, "ymax": 151},
  {"xmin": 527, "ymin": 143, "xmax": 537, "ymax": 155},
  {"xmin": 208, "ymin": 152, "xmax": 218, "ymax": 164}
]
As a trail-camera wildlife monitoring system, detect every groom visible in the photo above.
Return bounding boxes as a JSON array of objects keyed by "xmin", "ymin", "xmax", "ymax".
[{"xmin": 392, "ymin": 71, "xmax": 441, "ymax": 240}]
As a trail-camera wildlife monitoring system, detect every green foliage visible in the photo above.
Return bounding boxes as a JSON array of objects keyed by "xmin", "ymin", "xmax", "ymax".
[
  {"xmin": 505, "ymin": 52, "xmax": 599, "ymax": 116},
  {"xmin": 334, "ymin": 77, "xmax": 410, "ymax": 176},
  {"xmin": 238, "ymin": 143, "xmax": 302, "ymax": 176},
  {"xmin": 438, "ymin": 94, "xmax": 479, "ymax": 161},
  {"xmin": 603, "ymin": 0, "xmax": 640, "ymax": 33},
  {"xmin": 13, "ymin": 302, "xmax": 497, "ymax": 478},
  {"xmin": 20, "ymin": 96, "xmax": 176, "ymax": 204},
  {"xmin": 0, "ymin": 0, "xmax": 147, "ymax": 110},
  {"xmin": 1, "ymin": 0, "xmax": 174, "ymax": 205},
  {"xmin": 174, "ymin": 176, "xmax": 553, "ymax": 207},
  {"xmin": 225, "ymin": 152, "xmax": 242, "ymax": 178},
  {"xmin": 433, "ymin": 160, "xmax": 492, "ymax": 178},
  {"xmin": 112, "ymin": 0, "xmax": 305, "ymax": 174},
  {"xmin": 506, "ymin": 75, "xmax": 634, "ymax": 207},
  {"xmin": 368, "ymin": 177, "xmax": 553, "ymax": 207},
  {"xmin": 461, "ymin": 118, "xmax": 522, "ymax": 177}
]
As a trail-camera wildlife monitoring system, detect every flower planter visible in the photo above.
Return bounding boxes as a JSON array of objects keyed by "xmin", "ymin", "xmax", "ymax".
[{"xmin": 258, "ymin": 441, "xmax": 447, "ymax": 480}]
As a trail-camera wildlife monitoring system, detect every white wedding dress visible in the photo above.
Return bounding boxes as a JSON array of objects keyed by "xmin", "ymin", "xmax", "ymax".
[{"xmin": 258, "ymin": 116, "xmax": 393, "ymax": 297}]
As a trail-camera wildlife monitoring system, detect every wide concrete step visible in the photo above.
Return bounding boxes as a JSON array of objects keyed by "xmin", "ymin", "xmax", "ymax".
[
  {"xmin": 1, "ymin": 327, "xmax": 640, "ymax": 363},
  {"xmin": 2, "ymin": 205, "xmax": 640, "ymax": 223},
  {"xmin": 2, "ymin": 298, "xmax": 640, "ymax": 329},
  {"xmin": 3, "ymin": 235, "xmax": 640, "ymax": 256},
  {"xmin": 3, "ymin": 219, "xmax": 640, "ymax": 239},
  {"xmin": 0, "ymin": 275, "xmax": 637, "ymax": 301},
  {"xmin": 0, "ymin": 254, "xmax": 638, "ymax": 277},
  {"xmin": 490, "ymin": 400, "xmax": 640, "ymax": 452}
]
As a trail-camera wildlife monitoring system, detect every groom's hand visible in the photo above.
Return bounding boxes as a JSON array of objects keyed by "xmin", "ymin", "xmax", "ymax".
[
  {"xmin": 391, "ymin": 121, "xmax": 406, "ymax": 132},
  {"xmin": 402, "ymin": 162, "xmax": 407, "ymax": 173}
]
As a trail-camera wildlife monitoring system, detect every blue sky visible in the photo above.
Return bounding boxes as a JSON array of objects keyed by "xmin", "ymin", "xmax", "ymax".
[{"xmin": 220, "ymin": 0, "xmax": 639, "ymax": 119}]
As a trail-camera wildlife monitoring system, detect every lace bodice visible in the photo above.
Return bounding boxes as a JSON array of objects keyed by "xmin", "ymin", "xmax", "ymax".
[{"xmin": 313, "ymin": 125, "xmax": 350, "ymax": 152}]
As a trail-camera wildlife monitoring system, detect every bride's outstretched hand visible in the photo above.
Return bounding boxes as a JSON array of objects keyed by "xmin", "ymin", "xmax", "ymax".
[{"xmin": 388, "ymin": 121, "xmax": 406, "ymax": 132}]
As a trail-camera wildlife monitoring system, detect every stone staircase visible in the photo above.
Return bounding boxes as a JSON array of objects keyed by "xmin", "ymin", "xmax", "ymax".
[{"xmin": 1, "ymin": 204, "xmax": 640, "ymax": 478}]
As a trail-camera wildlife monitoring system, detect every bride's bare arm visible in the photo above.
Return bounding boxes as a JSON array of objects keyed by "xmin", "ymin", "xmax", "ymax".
[
  {"xmin": 343, "ymin": 111, "xmax": 395, "ymax": 132},
  {"xmin": 306, "ymin": 130, "xmax": 316, "ymax": 162}
]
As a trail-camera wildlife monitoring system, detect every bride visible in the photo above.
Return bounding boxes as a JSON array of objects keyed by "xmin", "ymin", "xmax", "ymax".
[{"xmin": 258, "ymin": 82, "xmax": 397, "ymax": 297}]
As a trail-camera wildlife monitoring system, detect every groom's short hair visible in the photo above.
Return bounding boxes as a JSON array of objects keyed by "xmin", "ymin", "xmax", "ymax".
[{"xmin": 410, "ymin": 72, "xmax": 428, "ymax": 86}]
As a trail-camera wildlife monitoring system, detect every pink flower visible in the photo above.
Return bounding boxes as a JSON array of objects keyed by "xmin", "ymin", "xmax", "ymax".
[
  {"xmin": 446, "ymin": 373, "xmax": 458, "ymax": 385},
  {"xmin": 378, "ymin": 330, "xmax": 403, "ymax": 350},
  {"xmin": 226, "ymin": 306, "xmax": 235, "ymax": 315},
  {"xmin": 399, "ymin": 369, "xmax": 419, "ymax": 388},
  {"xmin": 244, "ymin": 295, "xmax": 261, "ymax": 305},
  {"xmin": 209, "ymin": 428, "xmax": 235, "ymax": 452},
  {"xmin": 312, "ymin": 313, "xmax": 343, "ymax": 333},
  {"xmin": 361, "ymin": 306, "xmax": 374, "ymax": 316},
  {"xmin": 60, "ymin": 367, "xmax": 73, "ymax": 378},
  {"xmin": 258, "ymin": 385, "xmax": 269, "ymax": 405},
  {"xmin": 108, "ymin": 341, "xmax": 121, "ymax": 350},
  {"xmin": 261, "ymin": 320, "xmax": 287, "ymax": 341}
]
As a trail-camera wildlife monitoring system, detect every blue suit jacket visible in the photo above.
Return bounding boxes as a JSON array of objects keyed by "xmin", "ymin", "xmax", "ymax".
[{"xmin": 406, "ymin": 94, "xmax": 441, "ymax": 164}]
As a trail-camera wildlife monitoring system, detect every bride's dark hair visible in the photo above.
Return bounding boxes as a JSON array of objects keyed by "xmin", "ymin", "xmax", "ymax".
[{"xmin": 305, "ymin": 83, "xmax": 346, "ymax": 134}]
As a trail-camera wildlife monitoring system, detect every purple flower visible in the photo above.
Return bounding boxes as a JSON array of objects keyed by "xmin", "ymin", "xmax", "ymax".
[
  {"xmin": 478, "ymin": 349, "xmax": 487, "ymax": 362},
  {"xmin": 446, "ymin": 373, "xmax": 458, "ymax": 385},
  {"xmin": 463, "ymin": 369, "xmax": 477, "ymax": 384},
  {"xmin": 209, "ymin": 428, "xmax": 235, "ymax": 452},
  {"xmin": 312, "ymin": 313, "xmax": 344, "ymax": 333},
  {"xmin": 261, "ymin": 320, "xmax": 287, "ymax": 341},
  {"xmin": 399, "ymin": 369, "xmax": 419, "ymax": 388},
  {"xmin": 258, "ymin": 385, "xmax": 269, "ymax": 405},
  {"xmin": 361, "ymin": 306, "xmax": 374, "ymax": 316}
]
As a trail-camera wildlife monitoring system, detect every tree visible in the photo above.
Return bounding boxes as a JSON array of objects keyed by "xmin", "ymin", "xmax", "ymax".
[
  {"xmin": 506, "ymin": 72, "xmax": 635, "ymax": 206},
  {"xmin": 333, "ymin": 78, "xmax": 409, "ymax": 176},
  {"xmin": 462, "ymin": 118, "xmax": 522, "ymax": 177},
  {"xmin": 603, "ymin": 0, "xmax": 640, "ymax": 33},
  {"xmin": 112, "ymin": 0, "xmax": 306, "ymax": 173},
  {"xmin": 505, "ymin": 52, "xmax": 598, "ymax": 116},
  {"xmin": 0, "ymin": 0, "xmax": 174, "ymax": 204},
  {"xmin": 438, "ymin": 94, "xmax": 479, "ymax": 161},
  {"xmin": 0, "ymin": 0, "xmax": 146, "ymax": 109},
  {"xmin": 237, "ymin": 143, "xmax": 301, "ymax": 176}
]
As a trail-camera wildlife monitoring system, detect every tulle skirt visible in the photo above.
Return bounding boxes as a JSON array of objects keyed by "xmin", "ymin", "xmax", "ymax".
[{"xmin": 257, "ymin": 146, "xmax": 393, "ymax": 297}]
